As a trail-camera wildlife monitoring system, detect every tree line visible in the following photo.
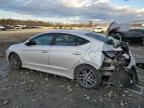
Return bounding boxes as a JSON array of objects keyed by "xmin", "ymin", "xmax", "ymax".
[
  {"xmin": 0, "ymin": 19, "xmax": 53, "ymax": 27},
  {"xmin": 0, "ymin": 19, "xmax": 99, "ymax": 27}
]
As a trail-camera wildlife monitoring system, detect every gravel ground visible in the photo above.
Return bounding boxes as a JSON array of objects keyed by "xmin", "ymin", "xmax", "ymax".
[{"xmin": 0, "ymin": 29, "xmax": 144, "ymax": 108}]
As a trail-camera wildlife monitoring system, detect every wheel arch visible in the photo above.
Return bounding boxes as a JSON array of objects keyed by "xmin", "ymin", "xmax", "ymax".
[
  {"xmin": 8, "ymin": 51, "xmax": 22, "ymax": 63},
  {"xmin": 73, "ymin": 63, "xmax": 101, "ymax": 79}
]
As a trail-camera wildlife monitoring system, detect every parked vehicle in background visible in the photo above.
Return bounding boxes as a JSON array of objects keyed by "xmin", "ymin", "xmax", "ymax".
[
  {"xmin": 22, "ymin": 25, "xmax": 31, "ymax": 29},
  {"xmin": 0, "ymin": 25, "xmax": 6, "ymax": 30},
  {"xmin": 22, "ymin": 25, "xmax": 39, "ymax": 29},
  {"xmin": 93, "ymin": 26, "xmax": 103, "ymax": 33},
  {"xmin": 123, "ymin": 29, "xmax": 144, "ymax": 46},
  {"xmin": 107, "ymin": 22, "xmax": 144, "ymax": 46},
  {"xmin": 3, "ymin": 25, "xmax": 14, "ymax": 30},
  {"xmin": 13, "ymin": 25, "xmax": 21, "ymax": 29},
  {"xmin": 31, "ymin": 26, "xmax": 40, "ymax": 29},
  {"xmin": 6, "ymin": 30, "xmax": 138, "ymax": 89}
]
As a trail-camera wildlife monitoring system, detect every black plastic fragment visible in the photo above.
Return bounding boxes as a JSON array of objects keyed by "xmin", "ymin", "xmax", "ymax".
[{"xmin": 136, "ymin": 63, "xmax": 144, "ymax": 69}]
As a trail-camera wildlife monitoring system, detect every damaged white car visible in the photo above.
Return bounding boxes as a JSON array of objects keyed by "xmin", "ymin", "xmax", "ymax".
[{"xmin": 6, "ymin": 30, "xmax": 138, "ymax": 88}]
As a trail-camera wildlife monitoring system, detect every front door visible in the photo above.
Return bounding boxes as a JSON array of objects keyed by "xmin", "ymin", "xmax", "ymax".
[{"xmin": 20, "ymin": 33, "xmax": 54, "ymax": 68}]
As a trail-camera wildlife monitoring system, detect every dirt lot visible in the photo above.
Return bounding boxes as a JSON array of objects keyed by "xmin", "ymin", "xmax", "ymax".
[{"xmin": 0, "ymin": 29, "xmax": 144, "ymax": 108}]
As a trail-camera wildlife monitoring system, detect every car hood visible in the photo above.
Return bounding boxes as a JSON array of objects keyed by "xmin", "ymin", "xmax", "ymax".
[{"xmin": 8, "ymin": 43, "xmax": 25, "ymax": 50}]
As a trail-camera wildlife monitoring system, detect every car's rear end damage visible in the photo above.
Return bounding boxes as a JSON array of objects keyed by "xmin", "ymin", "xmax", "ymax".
[
  {"xmin": 80, "ymin": 31, "xmax": 139, "ymax": 88},
  {"xmin": 98, "ymin": 35, "xmax": 138, "ymax": 88}
]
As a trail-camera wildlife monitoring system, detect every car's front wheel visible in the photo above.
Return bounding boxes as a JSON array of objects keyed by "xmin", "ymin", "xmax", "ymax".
[
  {"xmin": 9, "ymin": 53, "xmax": 22, "ymax": 70},
  {"xmin": 75, "ymin": 64, "xmax": 102, "ymax": 89}
]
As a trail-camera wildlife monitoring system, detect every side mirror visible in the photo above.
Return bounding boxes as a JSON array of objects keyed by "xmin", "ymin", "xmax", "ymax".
[{"xmin": 25, "ymin": 40, "xmax": 36, "ymax": 46}]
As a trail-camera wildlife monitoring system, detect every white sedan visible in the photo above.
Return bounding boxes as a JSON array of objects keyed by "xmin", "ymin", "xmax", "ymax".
[
  {"xmin": 0, "ymin": 25, "xmax": 6, "ymax": 30},
  {"xmin": 6, "ymin": 30, "xmax": 137, "ymax": 88}
]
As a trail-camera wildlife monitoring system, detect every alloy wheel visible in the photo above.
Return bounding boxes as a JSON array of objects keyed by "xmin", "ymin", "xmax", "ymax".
[{"xmin": 77, "ymin": 67, "xmax": 97, "ymax": 88}]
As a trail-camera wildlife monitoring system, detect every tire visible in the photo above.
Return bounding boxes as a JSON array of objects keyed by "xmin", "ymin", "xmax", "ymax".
[
  {"xmin": 75, "ymin": 64, "xmax": 102, "ymax": 89},
  {"xmin": 9, "ymin": 53, "xmax": 22, "ymax": 70}
]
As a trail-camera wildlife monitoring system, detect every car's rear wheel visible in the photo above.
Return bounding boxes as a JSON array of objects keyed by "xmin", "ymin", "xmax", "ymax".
[
  {"xmin": 75, "ymin": 64, "xmax": 101, "ymax": 89},
  {"xmin": 9, "ymin": 53, "xmax": 22, "ymax": 70}
]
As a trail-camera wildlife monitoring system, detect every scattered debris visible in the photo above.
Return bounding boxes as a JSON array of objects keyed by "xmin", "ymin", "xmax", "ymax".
[
  {"xmin": 86, "ymin": 96, "xmax": 90, "ymax": 100},
  {"xmin": 44, "ymin": 78, "xmax": 49, "ymax": 81},
  {"xmin": 122, "ymin": 94, "xmax": 125, "ymax": 97},
  {"xmin": 107, "ymin": 91, "xmax": 113, "ymax": 98},
  {"xmin": 3, "ymin": 100, "xmax": 9, "ymax": 105},
  {"xmin": 21, "ymin": 81, "xmax": 26, "ymax": 85},
  {"xmin": 32, "ymin": 99, "xmax": 36, "ymax": 102},
  {"xmin": 84, "ymin": 95, "xmax": 90, "ymax": 100},
  {"xmin": 45, "ymin": 84, "xmax": 50, "ymax": 87},
  {"xmin": 124, "ymin": 101, "xmax": 128, "ymax": 105},
  {"xmin": 127, "ymin": 85, "xmax": 144, "ymax": 96},
  {"xmin": 29, "ymin": 79, "xmax": 34, "ymax": 83},
  {"xmin": 12, "ymin": 106, "xmax": 19, "ymax": 108},
  {"xmin": 98, "ymin": 96, "xmax": 103, "ymax": 102},
  {"xmin": 93, "ymin": 99, "xmax": 97, "ymax": 103},
  {"xmin": 67, "ymin": 86, "xmax": 73, "ymax": 93},
  {"xmin": 124, "ymin": 90, "xmax": 129, "ymax": 93},
  {"xmin": 119, "ymin": 102, "xmax": 124, "ymax": 107},
  {"xmin": 136, "ymin": 63, "xmax": 144, "ymax": 69}
]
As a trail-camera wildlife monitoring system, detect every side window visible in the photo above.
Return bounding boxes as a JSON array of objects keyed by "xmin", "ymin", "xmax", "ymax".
[
  {"xmin": 75, "ymin": 36, "xmax": 89, "ymax": 46},
  {"xmin": 54, "ymin": 33, "xmax": 89, "ymax": 46},
  {"xmin": 31, "ymin": 33, "xmax": 53, "ymax": 45},
  {"xmin": 55, "ymin": 34, "xmax": 75, "ymax": 46}
]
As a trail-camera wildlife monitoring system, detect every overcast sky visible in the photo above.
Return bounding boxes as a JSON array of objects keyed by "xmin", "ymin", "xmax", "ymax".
[{"xmin": 0, "ymin": 0, "xmax": 144, "ymax": 23}]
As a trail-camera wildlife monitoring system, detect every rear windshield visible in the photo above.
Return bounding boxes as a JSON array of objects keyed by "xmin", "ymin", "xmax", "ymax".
[{"xmin": 85, "ymin": 32, "xmax": 107, "ymax": 42}]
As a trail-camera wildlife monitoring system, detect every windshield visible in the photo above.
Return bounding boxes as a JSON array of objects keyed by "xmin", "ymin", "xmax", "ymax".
[{"xmin": 85, "ymin": 32, "xmax": 107, "ymax": 42}]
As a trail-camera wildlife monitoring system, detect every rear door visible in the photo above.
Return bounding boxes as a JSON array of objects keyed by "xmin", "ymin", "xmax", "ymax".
[{"xmin": 48, "ymin": 33, "xmax": 91, "ymax": 72}]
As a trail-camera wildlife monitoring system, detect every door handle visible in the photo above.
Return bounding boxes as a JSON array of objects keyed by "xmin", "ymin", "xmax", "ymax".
[
  {"xmin": 72, "ymin": 52, "xmax": 81, "ymax": 55},
  {"xmin": 41, "ymin": 50, "xmax": 48, "ymax": 53}
]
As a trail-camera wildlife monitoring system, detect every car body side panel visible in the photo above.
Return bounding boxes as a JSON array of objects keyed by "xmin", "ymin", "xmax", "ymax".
[
  {"xmin": 7, "ymin": 43, "xmax": 51, "ymax": 71},
  {"xmin": 7, "ymin": 40, "xmax": 106, "ymax": 79},
  {"xmin": 19, "ymin": 45, "xmax": 50, "ymax": 67},
  {"xmin": 6, "ymin": 30, "xmax": 137, "ymax": 80},
  {"xmin": 6, "ymin": 43, "xmax": 75, "ymax": 79},
  {"xmin": 72, "ymin": 41, "xmax": 105, "ymax": 74},
  {"xmin": 48, "ymin": 43, "xmax": 91, "ymax": 77},
  {"xmin": 22, "ymin": 63, "xmax": 74, "ymax": 79}
]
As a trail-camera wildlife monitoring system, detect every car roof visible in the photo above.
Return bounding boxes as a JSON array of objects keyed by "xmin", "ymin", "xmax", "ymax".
[
  {"xmin": 28, "ymin": 29, "xmax": 106, "ymax": 43},
  {"xmin": 47, "ymin": 29, "xmax": 90, "ymax": 36},
  {"xmin": 46, "ymin": 29, "xmax": 107, "ymax": 42}
]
